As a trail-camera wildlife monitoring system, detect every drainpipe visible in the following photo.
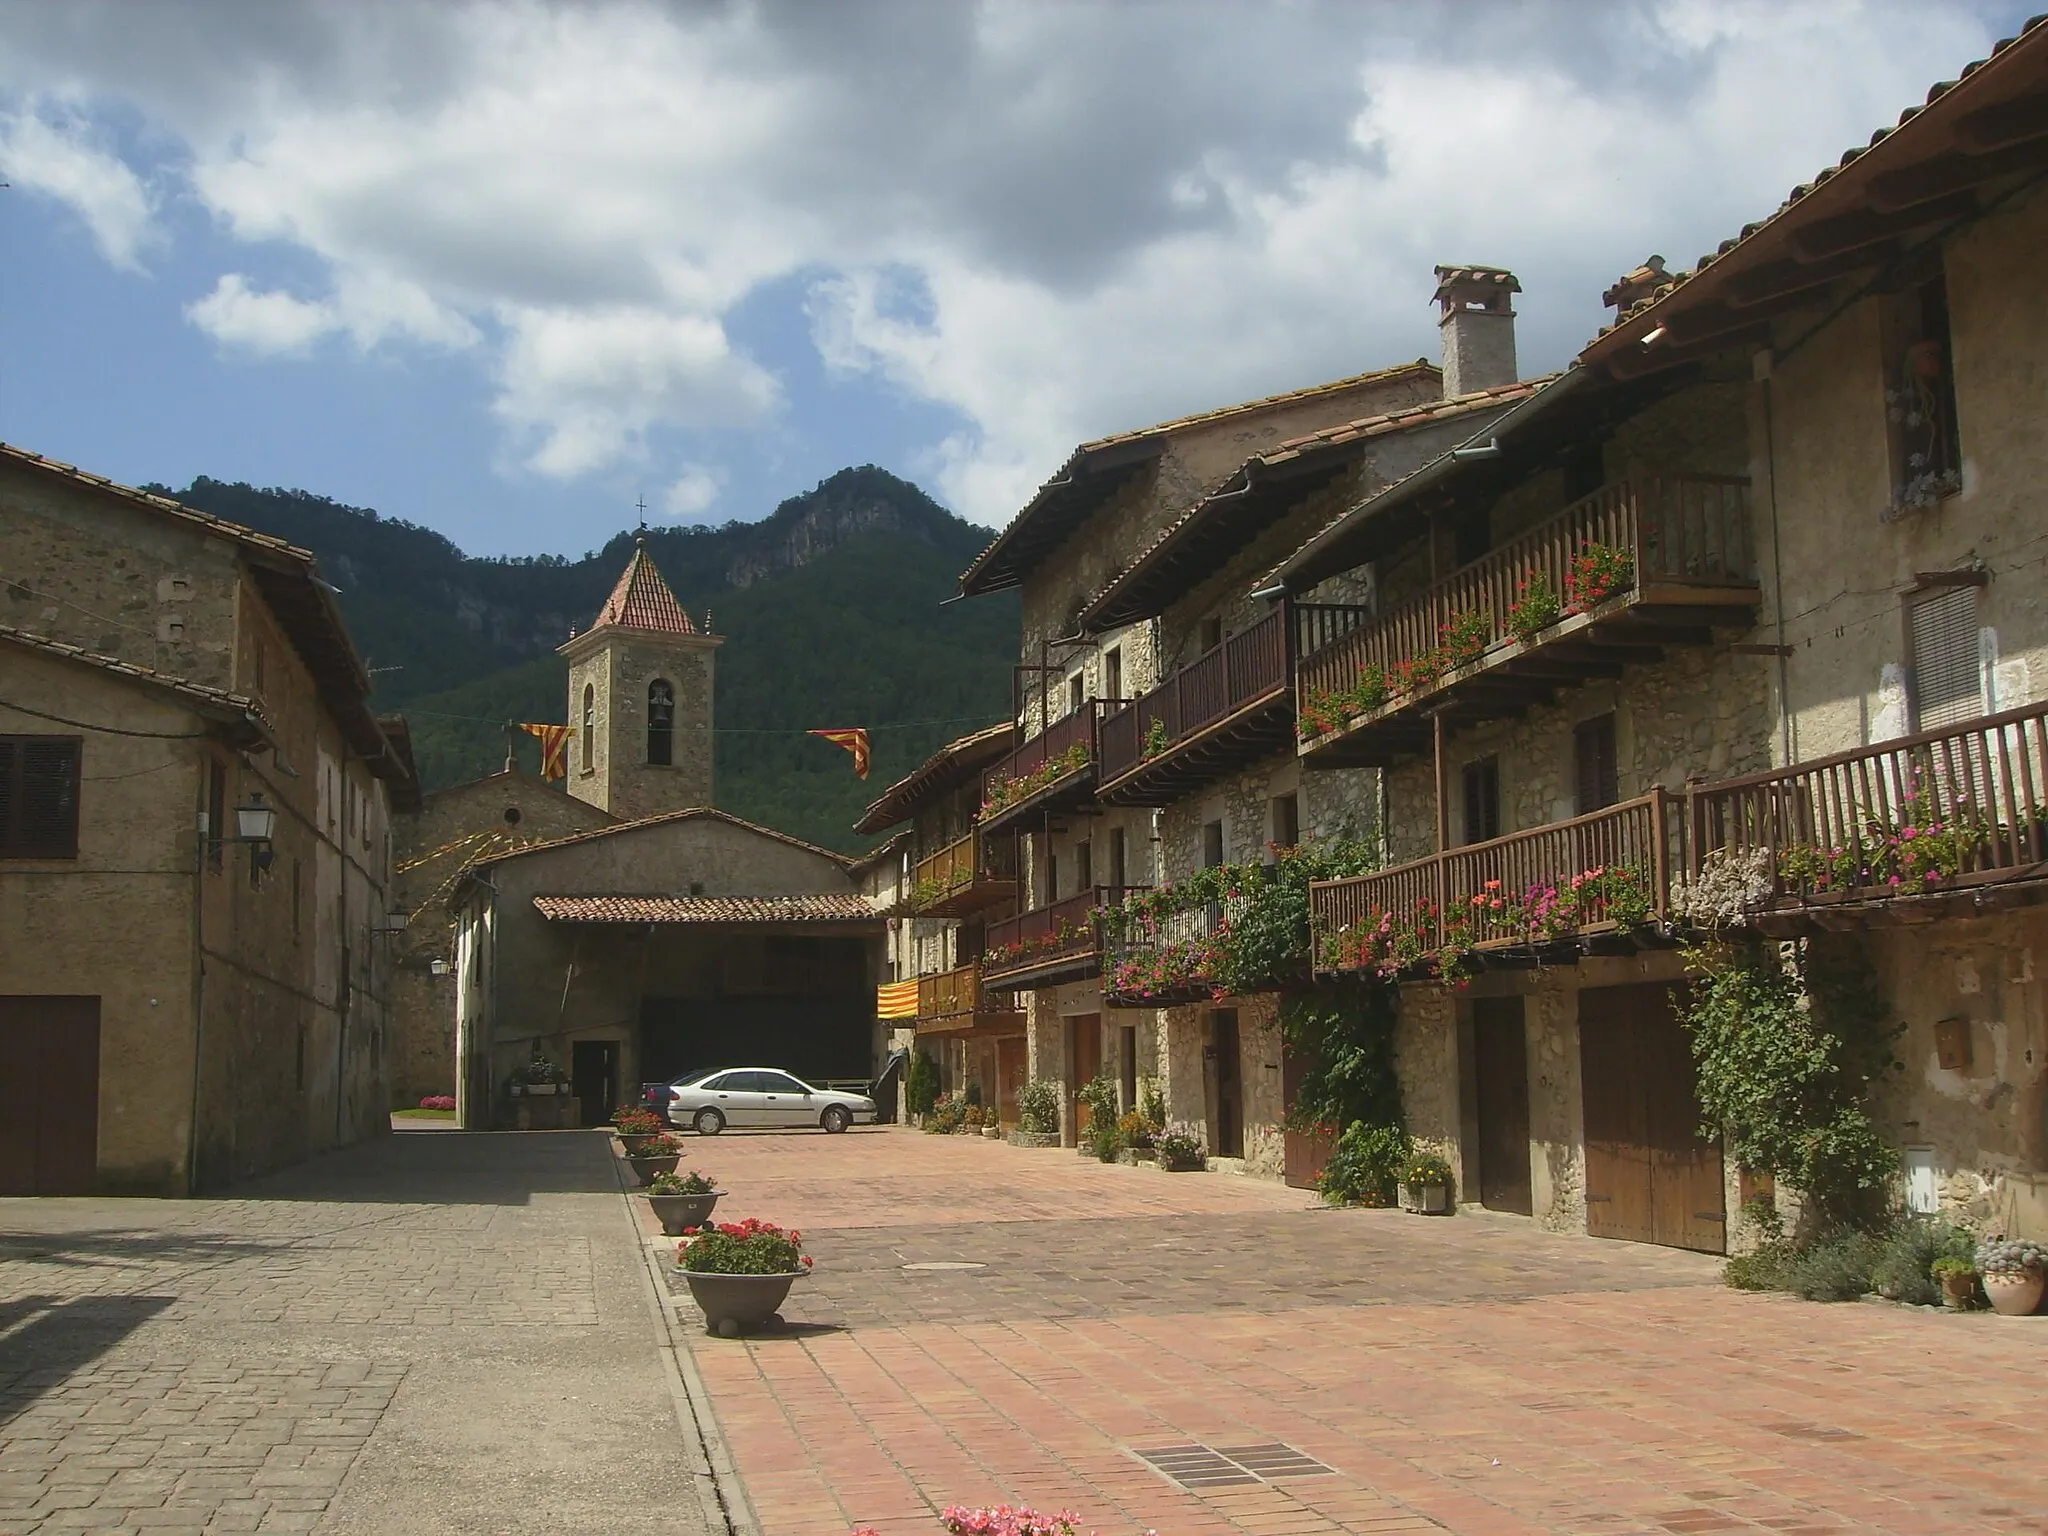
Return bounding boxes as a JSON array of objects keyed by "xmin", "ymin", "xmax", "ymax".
[
  {"xmin": 186, "ymin": 750, "xmax": 208, "ymax": 1195},
  {"xmin": 1761, "ymin": 369, "xmax": 1794, "ymax": 768}
]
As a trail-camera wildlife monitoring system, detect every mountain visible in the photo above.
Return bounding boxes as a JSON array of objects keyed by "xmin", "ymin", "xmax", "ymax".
[{"xmin": 157, "ymin": 467, "xmax": 1019, "ymax": 851}]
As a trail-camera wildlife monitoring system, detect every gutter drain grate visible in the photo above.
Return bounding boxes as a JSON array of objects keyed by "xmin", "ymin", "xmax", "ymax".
[{"xmin": 1134, "ymin": 1441, "xmax": 1333, "ymax": 1490}]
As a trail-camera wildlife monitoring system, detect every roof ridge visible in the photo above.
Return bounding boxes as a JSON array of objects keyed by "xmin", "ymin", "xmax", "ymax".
[
  {"xmin": 0, "ymin": 620, "xmax": 273, "ymax": 732},
  {"xmin": 591, "ymin": 539, "xmax": 698, "ymax": 635},
  {"xmin": 474, "ymin": 804, "xmax": 855, "ymax": 868}
]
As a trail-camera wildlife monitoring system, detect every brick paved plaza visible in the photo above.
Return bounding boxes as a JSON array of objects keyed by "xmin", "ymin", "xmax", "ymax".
[{"xmin": 4, "ymin": 1127, "xmax": 2045, "ymax": 1536}]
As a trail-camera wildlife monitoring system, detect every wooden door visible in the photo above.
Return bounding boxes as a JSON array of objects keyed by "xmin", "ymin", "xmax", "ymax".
[
  {"xmin": 1281, "ymin": 1040, "xmax": 1335, "ymax": 1190},
  {"xmin": 1473, "ymin": 997, "xmax": 1532, "ymax": 1215},
  {"xmin": 1209, "ymin": 1008, "xmax": 1243, "ymax": 1158},
  {"xmin": 0, "ymin": 996, "xmax": 100, "ymax": 1195},
  {"xmin": 571, "ymin": 1040, "xmax": 618, "ymax": 1127},
  {"xmin": 1069, "ymin": 1014, "xmax": 1101, "ymax": 1131},
  {"xmin": 996, "ymin": 1037, "xmax": 1027, "ymax": 1130},
  {"xmin": 1578, "ymin": 983, "xmax": 1724, "ymax": 1253}
]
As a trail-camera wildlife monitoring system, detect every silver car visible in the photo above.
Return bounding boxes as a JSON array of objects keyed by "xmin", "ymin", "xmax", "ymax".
[{"xmin": 665, "ymin": 1068, "xmax": 876, "ymax": 1135}]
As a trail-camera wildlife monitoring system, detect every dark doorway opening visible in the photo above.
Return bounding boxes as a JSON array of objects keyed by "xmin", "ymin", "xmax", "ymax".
[
  {"xmin": 0, "ymin": 996, "xmax": 100, "ymax": 1195},
  {"xmin": 1472, "ymin": 997, "xmax": 1532, "ymax": 1215},
  {"xmin": 571, "ymin": 1040, "xmax": 619, "ymax": 1128},
  {"xmin": 1207, "ymin": 1008, "xmax": 1243, "ymax": 1159}
]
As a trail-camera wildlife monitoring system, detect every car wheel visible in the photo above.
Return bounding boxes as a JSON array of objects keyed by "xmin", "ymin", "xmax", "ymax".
[
  {"xmin": 693, "ymin": 1107, "xmax": 726, "ymax": 1136},
  {"xmin": 821, "ymin": 1105, "xmax": 851, "ymax": 1134}
]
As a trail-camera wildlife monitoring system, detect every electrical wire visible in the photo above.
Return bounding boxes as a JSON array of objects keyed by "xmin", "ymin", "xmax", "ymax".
[
  {"xmin": 394, "ymin": 704, "xmax": 1009, "ymax": 736},
  {"xmin": 0, "ymin": 696, "xmax": 222, "ymax": 739}
]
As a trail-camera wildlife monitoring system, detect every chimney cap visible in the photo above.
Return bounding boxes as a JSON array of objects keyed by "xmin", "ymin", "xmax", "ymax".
[
  {"xmin": 1602, "ymin": 254, "xmax": 1670, "ymax": 313},
  {"xmin": 1432, "ymin": 265, "xmax": 1521, "ymax": 318}
]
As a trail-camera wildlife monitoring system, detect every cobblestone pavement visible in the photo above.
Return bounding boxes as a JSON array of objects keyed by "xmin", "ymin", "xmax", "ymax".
[
  {"xmin": 0, "ymin": 1130, "xmax": 711, "ymax": 1536},
  {"xmin": 660, "ymin": 1128, "xmax": 2048, "ymax": 1536}
]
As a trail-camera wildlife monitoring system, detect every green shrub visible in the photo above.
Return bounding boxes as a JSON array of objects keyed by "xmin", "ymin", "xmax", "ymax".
[
  {"xmin": 963, "ymin": 1077, "xmax": 984, "ymax": 1108},
  {"xmin": 1018, "ymin": 1078, "xmax": 1061, "ymax": 1136},
  {"xmin": 906, "ymin": 1051, "xmax": 940, "ymax": 1118},
  {"xmin": 1139, "ymin": 1084, "xmax": 1167, "ymax": 1128},
  {"xmin": 1785, "ymin": 1229, "xmax": 1884, "ymax": 1302},
  {"xmin": 1871, "ymin": 1217, "xmax": 1976, "ymax": 1306},
  {"xmin": 1317, "ymin": 1121, "xmax": 1409, "ymax": 1207},
  {"xmin": 923, "ymin": 1091, "xmax": 966, "ymax": 1134}
]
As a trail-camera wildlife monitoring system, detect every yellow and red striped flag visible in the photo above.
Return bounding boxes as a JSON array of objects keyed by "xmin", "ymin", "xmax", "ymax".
[
  {"xmin": 808, "ymin": 727, "xmax": 870, "ymax": 779},
  {"xmin": 520, "ymin": 723, "xmax": 571, "ymax": 781},
  {"xmin": 876, "ymin": 978, "xmax": 919, "ymax": 1020}
]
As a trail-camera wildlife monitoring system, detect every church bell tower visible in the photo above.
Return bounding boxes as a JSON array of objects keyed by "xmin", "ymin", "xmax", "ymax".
[{"xmin": 559, "ymin": 534, "xmax": 720, "ymax": 820}]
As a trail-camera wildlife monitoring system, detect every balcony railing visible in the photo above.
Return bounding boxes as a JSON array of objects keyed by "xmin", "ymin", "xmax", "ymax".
[
  {"xmin": 912, "ymin": 831, "xmax": 1018, "ymax": 916},
  {"xmin": 913, "ymin": 963, "xmax": 1025, "ymax": 1036},
  {"xmin": 982, "ymin": 884, "xmax": 1147, "ymax": 989},
  {"xmin": 1311, "ymin": 792, "xmax": 1681, "ymax": 975},
  {"xmin": 1096, "ymin": 601, "xmax": 1372, "ymax": 801},
  {"xmin": 1101, "ymin": 897, "xmax": 1233, "ymax": 1007},
  {"xmin": 1689, "ymin": 700, "xmax": 2048, "ymax": 914},
  {"xmin": 977, "ymin": 701, "xmax": 1108, "ymax": 831},
  {"xmin": 1296, "ymin": 476, "xmax": 1755, "ymax": 758}
]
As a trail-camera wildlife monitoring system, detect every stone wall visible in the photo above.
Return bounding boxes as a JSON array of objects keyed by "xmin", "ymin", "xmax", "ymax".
[{"xmin": 564, "ymin": 629, "xmax": 719, "ymax": 820}]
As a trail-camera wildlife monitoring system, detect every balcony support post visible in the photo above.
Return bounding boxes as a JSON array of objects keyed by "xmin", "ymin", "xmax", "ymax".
[{"xmin": 1433, "ymin": 711, "xmax": 1451, "ymax": 854}]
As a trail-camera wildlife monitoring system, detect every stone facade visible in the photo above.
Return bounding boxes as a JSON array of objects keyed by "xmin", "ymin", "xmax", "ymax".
[
  {"xmin": 0, "ymin": 456, "xmax": 410, "ymax": 1193},
  {"xmin": 563, "ymin": 626, "xmax": 719, "ymax": 819},
  {"xmin": 387, "ymin": 767, "xmax": 616, "ymax": 1107}
]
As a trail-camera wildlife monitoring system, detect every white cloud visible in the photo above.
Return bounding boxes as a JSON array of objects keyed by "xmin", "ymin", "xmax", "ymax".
[
  {"xmin": 186, "ymin": 273, "xmax": 336, "ymax": 354},
  {"xmin": 0, "ymin": 100, "xmax": 154, "ymax": 270},
  {"xmin": 0, "ymin": 0, "xmax": 2013, "ymax": 522},
  {"xmin": 663, "ymin": 465, "xmax": 723, "ymax": 520}
]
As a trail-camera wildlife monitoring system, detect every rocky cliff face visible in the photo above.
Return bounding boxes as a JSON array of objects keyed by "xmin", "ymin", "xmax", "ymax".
[{"xmin": 722, "ymin": 465, "xmax": 960, "ymax": 588}]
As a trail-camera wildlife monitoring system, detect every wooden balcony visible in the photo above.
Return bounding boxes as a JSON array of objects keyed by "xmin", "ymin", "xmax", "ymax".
[
  {"xmin": 976, "ymin": 702, "xmax": 1108, "ymax": 834},
  {"xmin": 912, "ymin": 832, "xmax": 1018, "ymax": 917},
  {"xmin": 1311, "ymin": 792, "xmax": 1681, "ymax": 975},
  {"xmin": 912, "ymin": 963, "xmax": 1026, "ymax": 1038},
  {"xmin": 982, "ymin": 884, "xmax": 1146, "ymax": 991},
  {"xmin": 1296, "ymin": 476, "xmax": 1757, "ymax": 766},
  {"xmin": 1097, "ymin": 601, "xmax": 1371, "ymax": 805},
  {"xmin": 1689, "ymin": 699, "xmax": 2048, "ymax": 930},
  {"xmin": 1101, "ymin": 898, "xmax": 1231, "ymax": 1007}
]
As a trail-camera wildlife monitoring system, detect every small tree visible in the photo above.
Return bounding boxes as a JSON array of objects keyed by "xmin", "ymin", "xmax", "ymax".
[{"xmin": 905, "ymin": 1050, "xmax": 940, "ymax": 1118}]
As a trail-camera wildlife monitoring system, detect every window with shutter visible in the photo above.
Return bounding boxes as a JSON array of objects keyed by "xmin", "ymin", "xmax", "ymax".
[
  {"xmin": 1, "ymin": 736, "xmax": 82, "ymax": 859},
  {"xmin": 1574, "ymin": 715, "xmax": 1619, "ymax": 816},
  {"xmin": 1462, "ymin": 757, "xmax": 1501, "ymax": 844},
  {"xmin": 1908, "ymin": 586, "xmax": 1983, "ymax": 731}
]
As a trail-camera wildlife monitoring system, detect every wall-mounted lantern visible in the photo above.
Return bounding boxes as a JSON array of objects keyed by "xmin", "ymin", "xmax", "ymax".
[
  {"xmin": 229, "ymin": 793, "xmax": 277, "ymax": 875},
  {"xmin": 430, "ymin": 959, "xmax": 453, "ymax": 977},
  {"xmin": 372, "ymin": 907, "xmax": 411, "ymax": 937}
]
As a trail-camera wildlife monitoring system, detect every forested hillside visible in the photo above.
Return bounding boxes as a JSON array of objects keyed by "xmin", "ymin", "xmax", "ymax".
[{"xmin": 157, "ymin": 468, "xmax": 1019, "ymax": 850}]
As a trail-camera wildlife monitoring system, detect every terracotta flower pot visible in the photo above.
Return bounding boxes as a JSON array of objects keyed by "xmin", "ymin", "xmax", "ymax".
[
  {"xmin": 1939, "ymin": 1269, "xmax": 1978, "ymax": 1309},
  {"xmin": 643, "ymin": 1189, "xmax": 723, "ymax": 1236},
  {"xmin": 625, "ymin": 1154, "xmax": 681, "ymax": 1186},
  {"xmin": 1982, "ymin": 1269, "xmax": 2045, "ymax": 1317},
  {"xmin": 681, "ymin": 1270, "xmax": 804, "ymax": 1337}
]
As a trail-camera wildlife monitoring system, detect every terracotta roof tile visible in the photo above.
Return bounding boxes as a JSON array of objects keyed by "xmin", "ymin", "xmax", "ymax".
[
  {"xmin": 1581, "ymin": 15, "xmax": 2048, "ymax": 356},
  {"xmin": 592, "ymin": 538, "xmax": 697, "ymax": 635},
  {"xmin": 0, "ymin": 622, "xmax": 275, "ymax": 743},
  {"xmin": 532, "ymin": 893, "xmax": 880, "ymax": 924},
  {"xmin": 854, "ymin": 719, "xmax": 1018, "ymax": 835}
]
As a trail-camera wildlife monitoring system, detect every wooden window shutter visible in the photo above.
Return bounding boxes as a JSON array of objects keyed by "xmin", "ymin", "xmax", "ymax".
[
  {"xmin": 1, "ymin": 736, "xmax": 82, "ymax": 859},
  {"xmin": 1574, "ymin": 715, "xmax": 1619, "ymax": 816},
  {"xmin": 1462, "ymin": 757, "xmax": 1501, "ymax": 844},
  {"xmin": 1909, "ymin": 586, "xmax": 1982, "ymax": 731}
]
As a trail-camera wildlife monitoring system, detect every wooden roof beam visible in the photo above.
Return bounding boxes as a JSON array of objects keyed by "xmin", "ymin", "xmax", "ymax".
[{"xmin": 1788, "ymin": 187, "xmax": 1979, "ymax": 262}]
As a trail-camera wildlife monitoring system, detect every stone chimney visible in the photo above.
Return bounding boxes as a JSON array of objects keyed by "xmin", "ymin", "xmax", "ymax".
[
  {"xmin": 1602, "ymin": 254, "xmax": 1668, "ymax": 316},
  {"xmin": 1433, "ymin": 265, "xmax": 1521, "ymax": 397}
]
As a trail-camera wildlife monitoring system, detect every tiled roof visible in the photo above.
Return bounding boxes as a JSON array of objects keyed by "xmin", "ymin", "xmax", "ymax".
[
  {"xmin": 471, "ymin": 805, "xmax": 855, "ymax": 869},
  {"xmin": 1432, "ymin": 265, "xmax": 1521, "ymax": 300},
  {"xmin": 957, "ymin": 359, "xmax": 1440, "ymax": 597},
  {"xmin": 853, "ymin": 719, "xmax": 1018, "ymax": 835},
  {"xmin": 1580, "ymin": 14, "xmax": 2048, "ymax": 360},
  {"xmin": 0, "ymin": 622, "xmax": 275, "ymax": 745},
  {"xmin": 591, "ymin": 537, "xmax": 697, "ymax": 635},
  {"xmin": 532, "ymin": 893, "xmax": 880, "ymax": 924},
  {"xmin": 0, "ymin": 443, "xmax": 314, "ymax": 563},
  {"xmin": 1076, "ymin": 378, "xmax": 1551, "ymax": 632}
]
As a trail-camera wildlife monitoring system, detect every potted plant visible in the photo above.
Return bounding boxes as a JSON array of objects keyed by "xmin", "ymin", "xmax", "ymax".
[
  {"xmin": 1116, "ymin": 1109, "xmax": 1159, "ymax": 1165},
  {"xmin": 1010, "ymin": 1079, "xmax": 1062, "ymax": 1147},
  {"xmin": 643, "ymin": 1169, "xmax": 723, "ymax": 1236},
  {"xmin": 1401, "ymin": 1152, "xmax": 1456, "ymax": 1214},
  {"xmin": 676, "ymin": 1218, "xmax": 812, "ymax": 1337},
  {"xmin": 522, "ymin": 1048, "xmax": 561, "ymax": 1096},
  {"xmin": 1155, "ymin": 1122, "xmax": 1207, "ymax": 1172},
  {"xmin": 612, "ymin": 1106, "xmax": 668, "ymax": 1154},
  {"xmin": 1932, "ymin": 1255, "xmax": 1978, "ymax": 1310},
  {"xmin": 624, "ymin": 1132, "xmax": 684, "ymax": 1186},
  {"xmin": 1975, "ymin": 1237, "xmax": 2047, "ymax": 1316}
]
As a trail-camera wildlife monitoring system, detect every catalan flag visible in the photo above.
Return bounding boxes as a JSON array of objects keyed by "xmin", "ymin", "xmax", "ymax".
[
  {"xmin": 520, "ymin": 722, "xmax": 571, "ymax": 781},
  {"xmin": 808, "ymin": 727, "xmax": 870, "ymax": 779},
  {"xmin": 876, "ymin": 978, "xmax": 919, "ymax": 1020}
]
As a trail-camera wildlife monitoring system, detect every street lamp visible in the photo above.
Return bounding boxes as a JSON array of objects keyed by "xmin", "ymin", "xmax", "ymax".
[{"xmin": 231, "ymin": 792, "xmax": 277, "ymax": 874}]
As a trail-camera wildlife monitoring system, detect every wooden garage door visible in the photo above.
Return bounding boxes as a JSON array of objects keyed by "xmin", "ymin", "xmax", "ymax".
[
  {"xmin": 1281, "ymin": 1043, "xmax": 1335, "ymax": 1191},
  {"xmin": 1579, "ymin": 983, "xmax": 1725, "ymax": 1254},
  {"xmin": 0, "ymin": 996, "xmax": 101, "ymax": 1196}
]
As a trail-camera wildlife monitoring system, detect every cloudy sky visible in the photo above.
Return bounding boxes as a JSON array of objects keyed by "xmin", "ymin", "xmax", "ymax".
[{"xmin": 0, "ymin": 1, "xmax": 2028, "ymax": 554}]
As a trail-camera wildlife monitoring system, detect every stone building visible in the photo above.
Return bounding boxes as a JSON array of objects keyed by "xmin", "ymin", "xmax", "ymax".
[
  {"xmin": 852, "ymin": 723, "xmax": 1023, "ymax": 1122},
  {"xmin": 450, "ymin": 808, "xmax": 883, "ymax": 1128},
  {"xmin": 0, "ymin": 449, "xmax": 418, "ymax": 1193},
  {"xmin": 1262, "ymin": 19, "xmax": 2048, "ymax": 1248},
  {"xmin": 386, "ymin": 535, "xmax": 715, "ymax": 1106},
  {"xmin": 953, "ymin": 273, "xmax": 1535, "ymax": 1161}
]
